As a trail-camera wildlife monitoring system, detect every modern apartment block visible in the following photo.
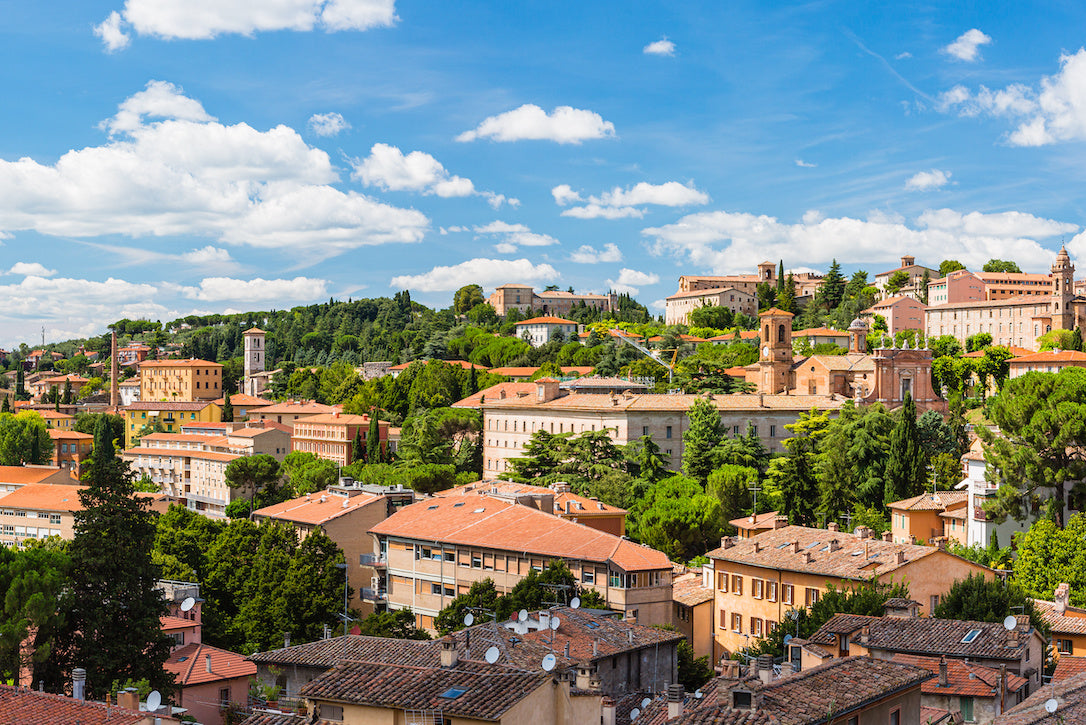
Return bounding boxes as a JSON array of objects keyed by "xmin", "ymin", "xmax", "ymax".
[{"xmin": 290, "ymin": 411, "xmax": 388, "ymax": 467}]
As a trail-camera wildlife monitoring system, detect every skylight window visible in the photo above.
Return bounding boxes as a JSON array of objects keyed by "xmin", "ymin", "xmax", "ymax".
[
  {"xmin": 776, "ymin": 542, "xmax": 791, "ymax": 549},
  {"xmin": 454, "ymin": 502, "xmax": 465, "ymax": 507},
  {"xmin": 805, "ymin": 541, "xmax": 820, "ymax": 549},
  {"xmin": 473, "ymin": 508, "xmax": 485, "ymax": 513},
  {"xmin": 850, "ymin": 551, "xmax": 863, "ymax": 557},
  {"xmin": 961, "ymin": 629, "xmax": 982, "ymax": 644},
  {"xmin": 439, "ymin": 687, "xmax": 468, "ymax": 699},
  {"xmin": 585, "ymin": 621, "xmax": 599, "ymax": 629},
  {"xmin": 427, "ymin": 505, "xmax": 439, "ymax": 510}
]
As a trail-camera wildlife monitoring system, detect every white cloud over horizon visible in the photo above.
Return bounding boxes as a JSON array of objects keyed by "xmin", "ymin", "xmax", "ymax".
[
  {"xmin": 308, "ymin": 112, "xmax": 351, "ymax": 137},
  {"xmin": 351, "ymin": 143, "xmax": 514, "ymax": 207},
  {"xmin": 554, "ymin": 181, "xmax": 709, "ymax": 219},
  {"xmin": 644, "ymin": 207, "xmax": 1078, "ymax": 275},
  {"xmin": 939, "ymin": 48, "xmax": 1086, "ymax": 146},
  {"xmin": 471, "ymin": 220, "xmax": 559, "ymax": 253},
  {"xmin": 7, "ymin": 262, "xmax": 56, "ymax": 277},
  {"xmin": 0, "ymin": 81, "xmax": 429, "ymax": 260},
  {"xmin": 942, "ymin": 29, "xmax": 992, "ymax": 62},
  {"xmin": 95, "ymin": 0, "xmax": 396, "ymax": 50},
  {"xmin": 172, "ymin": 275, "xmax": 328, "ymax": 302},
  {"xmin": 457, "ymin": 104, "xmax": 616, "ymax": 144},
  {"xmin": 569, "ymin": 243, "xmax": 623, "ymax": 264},
  {"xmin": 390, "ymin": 257, "xmax": 560, "ymax": 291},
  {"xmin": 606, "ymin": 268, "xmax": 660, "ymax": 295}
]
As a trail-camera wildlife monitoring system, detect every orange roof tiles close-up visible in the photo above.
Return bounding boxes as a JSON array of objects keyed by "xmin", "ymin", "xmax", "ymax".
[
  {"xmin": 0, "ymin": 483, "xmax": 85, "ymax": 512},
  {"xmin": 0, "ymin": 685, "xmax": 150, "ymax": 725},
  {"xmin": 0, "ymin": 466, "xmax": 68, "ymax": 484},
  {"xmin": 370, "ymin": 496, "xmax": 669, "ymax": 572},
  {"xmin": 165, "ymin": 642, "xmax": 256, "ymax": 687},
  {"xmin": 253, "ymin": 490, "xmax": 383, "ymax": 526}
]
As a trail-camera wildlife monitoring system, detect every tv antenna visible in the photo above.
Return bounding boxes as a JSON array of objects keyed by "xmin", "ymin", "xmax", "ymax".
[
  {"xmin": 748, "ymin": 480, "xmax": 762, "ymax": 515},
  {"xmin": 541, "ymin": 582, "xmax": 572, "ymax": 607}
]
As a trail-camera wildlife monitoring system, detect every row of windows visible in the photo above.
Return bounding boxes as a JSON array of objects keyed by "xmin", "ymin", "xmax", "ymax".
[
  {"xmin": 719, "ymin": 610, "xmax": 776, "ymax": 638},
  {"xmin": 716, "ymin": 572, "xmax": 820, "ymax": 606}
]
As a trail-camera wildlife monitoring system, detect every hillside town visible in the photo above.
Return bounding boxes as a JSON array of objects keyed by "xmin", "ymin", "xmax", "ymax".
[{"xmin": 1, "ymin": 251, "xmax": 1086, "ymax": 724}]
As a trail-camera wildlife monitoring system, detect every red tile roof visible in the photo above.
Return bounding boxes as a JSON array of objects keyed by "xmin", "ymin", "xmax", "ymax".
[
  {"xmin": 1053, "ymin": 656, "xmax": 1086, "ymax": 682},
  {"xmin": 1033, "ymin": 599, "xmax": 1086, "ymax": 636},
  {"xmin": 0, "ymin": 685, "xmax": 149, "ymax": 725},
  {"xmin": 890, "ymin": 653, "xmax": 1027, "ymax": 696},
  {"xmin": 514, "ymin": 315, "xmax": 577, "ymax": 325},
  {"xmin": 253, "ymin": 491, "xmax": 383, "ymax": 526},
  {"xmin": 452, "ymin": 382, "xmax": 537, "ymax": 409},
  {"xmin": 139, "ymin": 358, "xmax": 222, "ymax": 368},
  {"xmin": 213, "ymin": 394, "xmax": 273, "ymax": 406},
  {"xmin": 996, "ymin": 670, "xmax": 1086, "ymax": 724},
  {"xmin": 432, "ymin": 480, "xmax": 626, "ymax": 515},
  {"xmin": 887, "ymin": 491, "xmax": 968, "ymax": 512},
  {"xmin": 160, "ymin": 615, "xmax": 198, "ymax": 632},
  {"xmin": 165, "ymin": 642, "xmax": 256, "ymax": 686},
  {"xmin": 1009, "ymin": 350, "xmax": 1086, "ymax": 364},
  {"xmin": 0, "ymin": 466, "xmax": 67, "ymax": 484},
  {"xmin": 388, "ymin": 359, "xmax": 488, "ymax": 371},
  {"xmin": 247, "ymin": 401, "xmax": 338, "ymax": 415},
  {"xmin": 369, "ymin": 496, "xmax": 670, "ymax": 572},
  {"xmin": 673, "ymin": 571, "xmax": 714, "ymax": 607},
  {"xmin": 48, "ymin": 429, "xmax": 93, "ymax": 440},
  {"xmin": 0, "ymin": 483, "xmax": 85, "ymax": 512},
  {"xmin": 729, "ymin": 511, "xmax": 780, "ymax": 531}
]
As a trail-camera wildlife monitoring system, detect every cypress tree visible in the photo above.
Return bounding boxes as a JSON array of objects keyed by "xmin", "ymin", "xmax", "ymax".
[
  {"xmin": 1, "ymin": 396, "xmax": 8, "ymax": 413},
  {"xmin": 15, "ymin": 367, "xmax": 25, "ymax": 398},
  {"xmin": 885, "ymin": 392, "xmax": 924, "ymax": 505},
  {"xmin": 352, "ymin": 428, "xmax": 365, "ymax": 465},
  {"xmin": 682, "ymin": 398, "xmax": 724, "ymax": 485},
  {"xmin": 367, "ymin": 411, "xmax": 381, "ymax": 464},
  {"xmin": 62, "ymin": 379, "xmax": 73, "ymax": 404},
  {"xmin": 54, "ymin": 414, "xmax": 173, "ymax": 697},
  {"xmin": 222, "ymin": 392, "xmax": 234, "ymax": 423},
  {"xmin": 776, "ymin": 260, "xmax": 785, "ymax": 292}
]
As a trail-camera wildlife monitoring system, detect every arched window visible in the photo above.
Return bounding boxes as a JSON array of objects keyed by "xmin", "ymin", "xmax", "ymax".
[
  {"xmin": 778, "ymin": 324, "xmax": 786, "ymax": 343},
  {"xmin": 764, "ymin": 325, "xmax": 770, "ymax": 340}
]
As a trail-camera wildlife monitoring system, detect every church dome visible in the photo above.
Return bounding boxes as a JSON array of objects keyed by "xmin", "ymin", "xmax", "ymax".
[{"xmin": 848, "ymin": 317, "xmax": 869, "ymax": 332}]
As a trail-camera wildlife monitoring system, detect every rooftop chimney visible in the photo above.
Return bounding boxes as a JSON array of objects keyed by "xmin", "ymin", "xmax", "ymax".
[
  {"xmin": 753, "ymin": 542, "xmax": 761, "ymax": 553},
  {"xmin": 117, "ymin": 688, "xmax": 139, "ymax": 711},
  {"xmin": 895, "ymin": 551, "xmax": 906, "ymax": 565},
  {"xmin": 1055, "ymin": 583, "xmax": 1071, "ymax": 616},
  {"xmin": 773, "ymin": 515, "xmax": 789, "ymax": 530},
  {"xmin": 881, "ymin": 531, "xmax": 893, "ymax": 542},
  {"xmin": 667, "ymin": 683, "xmax": 685, "ymax": 719},
  {"xmin": 72, "ymin": 668, "xmax": 86, "ymax": 701},
  {"xmin": 854, "ymin": 526, "xmax": 871, "ymax": 540},
  {"xmin": 601, "ymin": 696, "xmax": 616, "ymax": 725},
  {"xmin": 828, "ymin": 539, "xmax": 840, "ymax": 552},
  {"xmin": 757, "ymin": 654, "xmax": 775, "ymax": 684},
  {"xmin": 801, "ymin": 551, "xmax": 812, "ymax": 564},
  {"xmin": 860, "ymin": 626, "xmax": 870, "ymax": 645},
  {"xmin": 827, "ymin": 522, "xmax": 840, "ymax": 532},
  {"xmin": 938, "ymin": 657, "xmax": 948, "ymax": 687},
  {"xmin": 284, "ymin": 631, "xmax": 291, "ymax": 648},
  {"xmin": 440, "ymin": 637, "xmax": 459, "ymax": 668},
  {"xmin": 576, "ymin": 663, "xmax": 597, "ymax": 691},
  {"xmin": 721, "ymin": 537, "xmax": 734, "ymax": 549},
  {"xmin": 790, "ymin": 541, "xmax": 800, "ymax": 554},
  {"xmin": 593, "ymin": 638, "xmax": 599, "ymax": 657},
  {"xmin": 720, "ymin": 660, "xmax": 740, "ymax": 680}
]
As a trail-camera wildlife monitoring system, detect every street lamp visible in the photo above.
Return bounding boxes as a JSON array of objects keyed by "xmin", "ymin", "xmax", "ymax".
[{"xmin": 335, "ymin": 563, "xmax": 349, "ymax": 637}]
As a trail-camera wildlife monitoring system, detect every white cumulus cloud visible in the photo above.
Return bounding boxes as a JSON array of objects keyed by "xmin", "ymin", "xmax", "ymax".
[
  {"xmin": 569, "ymin": 243, "xmax": 623, "ymax": 264},
  {"xmin": 457, "ymin": 104, "xmax": 616, "ymax": 144},
  {"xmin": 0, "ymin": 81, "xmax": 429, "ymax": 260},
  {"xmin": 471, "ymin": 221, "xmax": 559, "ymax": 253},
  {"xmin": 905, "ymin": 169, "xmax": 952, "ymax": 191},
  {"xmin": 7, "ymin": 262, "xmax": 56, "ymax": 277},
  {"xmin": 556, "ymin": 181, "xmax": 709, "ymax": 219},
  {"xmin": 390, "ymin": 258, "xmax": 559, "ymax": 292},
  {"xmin": 643, "ymin": 38, "xmax": 675, "ymax": 56},
  {"xmin": 308, "ymin": 112, "xmax": 350, "ymax": 137},
  {"xmin": 606, "ymin": 268, "xmax": 660, "ymax": 295},
  {"xmin": 95, "ymin": 0, "xmax": 396, "ymax": 49},
  {"xmin": 942, "ymin": 29, "xmax": 992, "ymax": 62},
  {"xmin": 939, "ymin": 48, "xmax": 1086, "ymax": 146},
  {"xmin": 795, "ymin": 159, "xmax": 817, "ymax": 168},
  {"xmin": 174, "ymin": 276, "xmax": 328, "ymax": 302},
  {"xmin": 644, "ymin": 207, "xmax": 1078, "ymax": 275}
]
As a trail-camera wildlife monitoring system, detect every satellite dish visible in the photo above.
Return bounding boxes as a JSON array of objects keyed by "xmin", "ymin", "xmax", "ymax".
[
  {"xmin": 484, "ymin": 646, "xmax": 500, "ymax": 664},
  {"xmin": 146, "ymin": 690, "xmax": 161, "ymax": 712},
  {"xmin": 1045, "ymin": 698, "xmax": 1059, "ymax": 714},
  {"xmin": 542, "ymin": 653, "xmax": 557, "ymax": 672},
  {"xmin": 550, "ymin": 616, "xmax": 561, "ymax": 631},
  {"xmin": 518, "ymin": 609, "xmax": 529, "ymax": 622},
  {"xmin": 1003, "ymin": 615, "xmax": 1017, "ymax": 631},
  {"xmin": 180, "ymin": 597, "xmax": 195, "ymax": 612},
  {"xmin": 570, "ymin": 597, "xmax": 581, "ymax": 609},
  {"xmin": 641, "ymin": 697, "xmax": 652, "ymax": 709},
  {"xmin": 694, "ymin": 690, "xmax": 703, "ymax": 699},
  {"xmin": 630, "ymin": 708, "xmax": 640, "ymax": 720},
  {"xmin": 463, "ymin": 613, "xmax": 474, "ymax": 627},
  {"xmin": 783, "ymin": 634, "xmax": 793, "ymax": 646}
]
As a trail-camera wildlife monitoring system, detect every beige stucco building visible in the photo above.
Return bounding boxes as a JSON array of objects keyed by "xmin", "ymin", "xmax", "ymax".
[
  {"xmin": 139, "ymin": 358, "xmax": 223, "ymax": 402},
  {"xmin": 0, "ymin": 483, "xmax": 83, "ymax": 546}
]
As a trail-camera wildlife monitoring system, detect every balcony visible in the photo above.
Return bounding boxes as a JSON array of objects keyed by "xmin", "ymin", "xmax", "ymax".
[
  {"xmin": 359, "ymin": 553, "xmax": 387, "ymax": 568},
  {"xmin": 362, "ymin": 588, "xmax": 387, "ymax": 601}
]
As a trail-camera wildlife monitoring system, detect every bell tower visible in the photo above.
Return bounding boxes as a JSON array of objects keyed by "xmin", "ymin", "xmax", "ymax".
[
  {"xmin": 1051, "ymin": 246, "xmax": 1075, "ymax": 331},
  {"xmin": 757, "ymin": 308, "xmax": 794, "ymax": 394},
  {"xmin": 242, "ymin": 327, "xmax": 266, "ymax": 396}
]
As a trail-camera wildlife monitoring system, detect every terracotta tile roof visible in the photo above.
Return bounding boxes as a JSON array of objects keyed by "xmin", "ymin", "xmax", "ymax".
[
  {"xmin": 165, "ymin": 642, "xmax": 257, "ymax": 686},
  {"xmin": 709, "ymin": 330, "xmax": 760, "ymax": 342},
  {"xmin": 0, "ymin": 483, "xmax": 85, "ymax": 512},
  {"xmin": 48, "ymin": 429, "xmax": 93, "ymax": 440},
  {"xmin": 673, "ymin": 572, "xmax": 714, "ymax": 607},
  {"xmin": 920, "ymin": 706, "xmax": 955, "ymax": 724},
  {"xmin": 792, "ymin": 353, "xmax": 875, "ymax": 373},
  {"xmin": 253, "ymin": 491, "xmax": 384, "ymax": 526},
  {"xmin": 300, "ymin": 659, "xmax": 547, "ymax": 720},
  {"xmin": 887, "ymin": 490, "xmax": 968, "ymax": 511},
  {"xmin": 668, "ymin": 656, "xmax": 931, "ymax": 725},
  {"xmin": 1010, "ymin": 350, "xmax": 1086, "ymax": 364},
  {"xmin": 514, "ymin": 315, "xmax": 577, "ymax": 325},
  {"xmin": 291, "ymin": 412, "xmax": 381, "ymax": 426},
  {"xmin": 139, "ymin": 358, "xmax": 222, "ymax": 368},
  {"xmin": 243, "ymin": 327, "xmax": 266, "ymax": 334},
  {"xmin": 432, "ymin": 481, "xmax": 626, "ymax": 516},
  {"xmin": 453, "ymin": 382, "xmax": 539, "ymax": 408},
  {"xmin": 124, "ymin": 446, "xmax": 241, "ymax": 463},
  {"xmin": 249, "ymin": 635, "xmax": 436, "ymax": 669},
  {"xmin": 869, "ymin": 295, "xmax": 928, "ymax": 310},
  {"xmin": 995, "ymin": 670, "xmax": 1086, "ymax": 724},
  {"xmin": 1032, "ymin": 599, "xmax": 1086, "ymax": 636},
  {"xmin": 213, "ymin": 394, "xmax": 273, "ymax": 406},
  {"xmin": 729, "ymin": 511, "xmax": 780, "ymax": 531},
  {"xmin": 369, "ymin": 497, "xmax": 670, "ymax": 572},
  {"xmin": 890, "ymin": 653, "xmax": 1028, "ymax": 696},
  {"xmin": 488, "ymin": 365, "xmax": 594, "ymax": 377},
  {"xmin": 239, "ymin": 713, "xmax": 309, "ymax": 725},
  {"xmin": 793, "ymin": 327, "xmax": 849, "ymax": 337},
  {"xmin": 132, "ymin": 432, "xmax": 219, "ymax": 443},
  {"xmin": 1053, "ymin": 656, "xmax": 1086, "ymax": 682},
  {"xmin": 0, "ymin": 466, "xmax": 67, "ymax": 484},
  {"xmin": 125, "ymin": 401, "xmax": 216, "ymax": 411},
  {"xmin": 226, "ymin": 427, "xmax": 284, "ymax": 439},
  {"xmin": 0, "ymin": 685, "xmax": 149, "ymax": 724},
  {"xmin": 480, "ymin": 392, "xmax": 847, "ymax": 413},
  {"xmin": 40, "ymin": 374, "xmax": 91, "ymax": 385},
  {"xmin": 36, "ymin": 409, "xmax": 74, "ymax": 420},
  {"xmin": 159, "ymin": 615, "xmax": 197, "ymax": 631},
  {"xmin": 810, "ymin": 613, "xmax": 1034, "ymax": 662},
  {"xmin": 707, "ymin": 525, "xmax": 950, "ymax": 581}
]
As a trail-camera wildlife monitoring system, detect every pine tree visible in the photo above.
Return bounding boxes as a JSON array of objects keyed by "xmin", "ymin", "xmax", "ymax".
[
  {"xmin": 222, "ymin": 393, "xmax": 234, "ymax": 423},
  {"xmin": 884, "ymin": 393, "xmax": 924, "ymax": 505},
  {"xmin": 54, "ymin": 415, "xmax": 173, "ymax": 697},
  {"xmin": 367, "ymin": 412, "xmax": 381, "ymax": 464},
  {"xmin": 682, "ymin": 398, "xmax": 724, "ymax": 485},
  {"xmin": 1, "ymin": 396, "xmax": 9, "ymax": 413},
  {"xmin": 819, "ymin": 259, "xmax": 846, "ymax": 311},
  {"xmin": 777, "ymin": 273, "xmax": 797, "ymax": 315}
]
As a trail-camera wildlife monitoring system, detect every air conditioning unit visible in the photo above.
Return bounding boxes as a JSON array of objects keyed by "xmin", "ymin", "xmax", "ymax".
[{"xmin": 371, "ymin": 576, "xmax": 380, "ymax": 589}]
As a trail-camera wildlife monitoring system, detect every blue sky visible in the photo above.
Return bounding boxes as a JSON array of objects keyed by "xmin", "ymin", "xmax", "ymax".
[{"xmin": 3, "ymin": 1, "xmax": 1086, "ymax": 347}]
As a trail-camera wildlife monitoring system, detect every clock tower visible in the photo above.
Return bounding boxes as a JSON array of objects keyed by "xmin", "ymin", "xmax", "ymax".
[{"xmin": 757, "ymin": 307, "xmax": 794, "ymax": 394}]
